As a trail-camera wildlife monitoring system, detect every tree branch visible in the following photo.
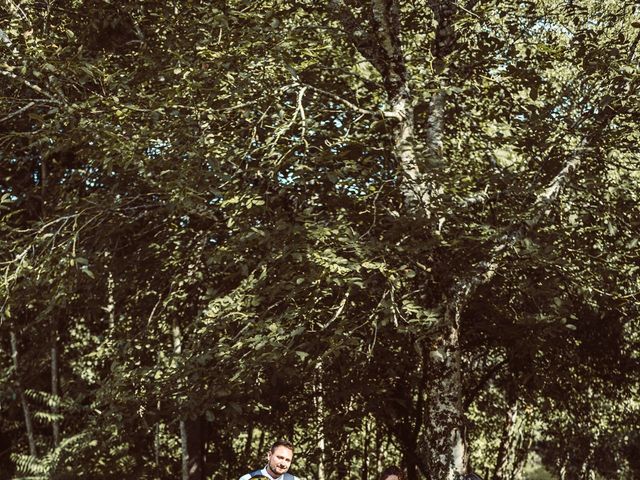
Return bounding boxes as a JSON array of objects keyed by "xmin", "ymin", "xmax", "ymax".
[
  {"xmin": 329, "ymin": 0, "xmax": 388, "ymax": 75},
  {"xmin": 301, "ymin": 82, "xmax": 380, "ymax": 116},
  {"xmin": 463, "ymin": 358, "xmax": 507, "ymax": 410},
  {"xmin": 0, "ymin": 69, "xmax": 62, "ymax": 104},
  {"xmin": 0, "ymin": 101, "xmax": 35, "ymax": 124},
  {"xmin": 446, "ymin": 107, "xmax": 620, "ymax": 324}
]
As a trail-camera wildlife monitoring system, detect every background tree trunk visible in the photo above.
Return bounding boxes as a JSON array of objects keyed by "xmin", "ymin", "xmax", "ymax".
[
  {"xmin": 314, "ymin": 366, "xmax": 326, "ymax": 480},
  {"xmin": 243, "ymin": 422, "xmax": 254, "ymax": 461},
  {"xmin": 493, "ymin": 399, "xmax": 531, "ymax": 480},
  {"xmin": 173, "ymin": 323, "xmax": 205, "ymax": 480},
  {"xmin": 184, "ymin": 417, "xmax": 206, "ymax": 480},
  {"xmin": 361, "ymin": 416, "xmax": 369, "ymax": 480},
  {"xmin": 50, "ymin": 317, "xmax": 60, "ymax": 447},
  {"xmin": 10, "ymin": 327, "xmax": 37, "ymax": 457}
]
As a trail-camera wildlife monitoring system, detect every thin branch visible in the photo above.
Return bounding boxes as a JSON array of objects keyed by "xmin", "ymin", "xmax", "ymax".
[
  {"xmin": 463, "ymin": 359, "xmax": 507, "ymax": 410},
  {"xmin": 0, "ymin": 69, "xmax": 62, "ymax": 103},
  {"xmin": 4, "ymin": 0, "xmax": 30, "ymax": 23},
  {"xmin": 0, "ymin": 101, "xmax": 35, "ymax": 124},
  {"xmin": 302, "ymin": 82, "xmax": 381, "ymax": 117},
  {"xmin": 297, "ymin": 85, "xmax": 308, "ymax": 142},
  {"xmin": 323, "ymin": 288, "xmax": 350, "ymax": 329},
  {"xmin": 455, "ymin": 0, "xmax": 481, "ymax": 19}
]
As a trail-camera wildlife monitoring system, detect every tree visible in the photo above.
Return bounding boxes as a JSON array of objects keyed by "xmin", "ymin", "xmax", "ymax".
[{"xmin": 1, "ymin": 0, "xmax": 639, "ymax": 479}]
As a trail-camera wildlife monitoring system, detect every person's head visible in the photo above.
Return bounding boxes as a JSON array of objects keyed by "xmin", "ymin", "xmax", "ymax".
[
  {"xmin": 266, "ymin": 440, "xmax": 294, "ymax": 477},
  {"xmin": 380, "ymin": 465, "xmax": 405, "ymax": 480}
]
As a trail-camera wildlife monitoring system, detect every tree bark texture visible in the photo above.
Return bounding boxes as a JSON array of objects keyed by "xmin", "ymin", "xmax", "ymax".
[
  {"xmin": 492, "ymin": 400, "xmax": 531, "ymax": 480},
  {"xmin": 313, "ymin": 363, "xmax": 326, "ymax": 480},
  {"xmin": 425, "ymin": 304, "xmax": 466, "ymax": 480}
]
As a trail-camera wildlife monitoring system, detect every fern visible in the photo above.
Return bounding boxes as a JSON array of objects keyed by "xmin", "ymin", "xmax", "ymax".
[
  {"xmin": 33, "ymin": 411, "xmax": 64, "ymax": 425},
  {"xmin": 12, "ymin": 434, "xmax": 87, "ymax": 480},
  {"xmin": 24, "ymin": 389, "xmax": 61, "ymax": 409}
]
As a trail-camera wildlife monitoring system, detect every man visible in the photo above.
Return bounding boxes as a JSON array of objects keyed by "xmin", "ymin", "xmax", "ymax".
[
  {"xmin": 379, "ymin": 465, "xmax": 405, "ymax": 480},
  {"xmin": 239, "ymin": 439, "xmax": 299, "ymax": 480}
]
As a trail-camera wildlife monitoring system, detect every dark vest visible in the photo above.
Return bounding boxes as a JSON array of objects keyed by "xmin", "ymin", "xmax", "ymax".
[{"xmin": 249, "ymin": 470, "xmax": 296, "ymax": 480}]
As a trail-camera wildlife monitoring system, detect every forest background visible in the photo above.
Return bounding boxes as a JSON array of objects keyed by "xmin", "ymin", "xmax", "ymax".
[{"xmin": 1, "ymin": 0, "xmax": 639, "ymax": 479}]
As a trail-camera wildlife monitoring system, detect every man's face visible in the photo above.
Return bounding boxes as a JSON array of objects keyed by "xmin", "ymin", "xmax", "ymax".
[{"xmin": 267, "ymin": 445, "xmax": 293, "ymax": 477}]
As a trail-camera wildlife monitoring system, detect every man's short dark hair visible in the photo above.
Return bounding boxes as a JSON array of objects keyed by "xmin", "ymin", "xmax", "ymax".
[
  {"xmin": 380, "ymin": 465, "xmax": 405, "ymax": 480},
  {"xmin": 270, "ymin": 439, "xmax": 294, "ymax": 453}
]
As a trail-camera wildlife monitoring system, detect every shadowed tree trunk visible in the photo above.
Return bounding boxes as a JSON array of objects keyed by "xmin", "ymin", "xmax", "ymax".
[
  {"xmin": 315, "ymin": 362, "xmax": 326, "ymax": 480},
  {"xmin": 256, "ymin": 429, "xmax": 265, "ymax": 460},
  {"xmin": 243, "ymin": 421, "xmax": 254, "ymax": 461},
  {"xmin": 183, "ymin": 417, "xmax": 206, "ymax": 480},
  {"xmin": 174, "ymin": 323, "xmax": 205, "ymax": 480},
  {"xmin": 361, "ymin": 417, "xmax": 369, "ymax": 480},
  {"xmin": 173, "ymin": 318, "xmax": 205, "ymax": 480},
  {"xmin": 493, "ymin": 399, "xmax": 531, "ymax": 480},
  {"xmin": 51, "ymin": 317, "xmax": 60, "ymax": 447},
  {"xmin": 9, "ymin": 326, "xmax": 37, "ymax": 457}
]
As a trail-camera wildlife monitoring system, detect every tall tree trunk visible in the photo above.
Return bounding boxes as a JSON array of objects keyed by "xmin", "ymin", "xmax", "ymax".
[
  {"xmin": 174, "ymin": 321, "xmax": 205, "ymax": 480},
  {"xmin": 243, "ymin": 422, "xmax": 254, "ymax": 460},
  {"xmin": 314, "ymin": 363, "xmax": 326, "ymax": 480},
  {"xmin": 361, "ymin": 416, "xmax": 369, "ymax": 480},
  {"xmin": 154, "ymin": 401, "xmax": 162, "ymax": 479},
  {"xmin": 375, "ymin": 417, "xmax": 382, "ymax": 475},
  {"xmin": 371, "ymin": 3, "xmax": 468, "ymax": 476},
  {"xmin": 172, "ymin": 321, "xmax": 205, "ymax": 480},
  {"xmin": 493, "ymin": 399, "xmax": 531, "ymax": 480},
  {"xmin": 425, "ymin": 304, "xmax": 466, "ymax": 480},
  {"xmin": 421, "ymin": 4, "xmax": 467, "ymax": 475},
  {"xmin": 10, "ymin": 327, "xmax": 37, "ymax": 457},
  {"xmin": 330, "ymin": 3, "xmax": 465, "ymax": 478},
  {"xmin": 174, "ymin": 323, "xmax": 194, "ymax": 480},
  {"xmin": 256, "ymin": 429, "xmax": 265, "ymax": 460},
  {"xmin": 50, "ymin": 317, "xmax": 60, "ymax": 447},
  {"xmin": 183, "ymin": 417, "xmax": 206, "ymax": 480},
  {"xmin": 408, "ymin": 357, "xmax": 428, "ymax": 480},
  {"xmin": 180, "ymin": 420, "xmax": 189, "ymax": 480}
]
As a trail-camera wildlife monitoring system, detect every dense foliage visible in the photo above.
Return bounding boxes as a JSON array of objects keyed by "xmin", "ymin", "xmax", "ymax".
[{"xmin": 1, "ymin": 0, "xmax": 639, "ymax": 479}]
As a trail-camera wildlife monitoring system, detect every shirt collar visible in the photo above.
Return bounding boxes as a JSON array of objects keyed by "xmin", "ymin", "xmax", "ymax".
[{"xmin": 261, "ymin": 466, "xmax": 283, "ymax": 480}]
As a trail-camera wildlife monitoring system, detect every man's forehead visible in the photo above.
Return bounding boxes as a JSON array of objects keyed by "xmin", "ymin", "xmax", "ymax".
[{"xmin": 271, "ymin": 446, "xmax": 293, "ymax": 457}]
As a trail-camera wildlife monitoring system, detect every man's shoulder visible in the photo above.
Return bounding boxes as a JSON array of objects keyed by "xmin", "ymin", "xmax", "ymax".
[
  {"xmin": 238, "ymin": 471, "xmax": 300, "ymax": 480},
  {"xmin": 239, "ymin": 473, "xmax": 300, "ymax": 480},
  {"xmin": 238, "ymin": 473, "xmax": 264, "ymax": 480},
  {"xmin": 239, "ymin": 470, "xmax": 269, "ymax": 480}
]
